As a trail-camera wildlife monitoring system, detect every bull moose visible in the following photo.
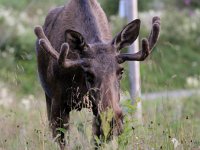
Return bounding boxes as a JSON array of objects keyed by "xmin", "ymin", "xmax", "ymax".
[{"xmin": 34, "ymin": 0, "xmax": 160, "ymax": 149}]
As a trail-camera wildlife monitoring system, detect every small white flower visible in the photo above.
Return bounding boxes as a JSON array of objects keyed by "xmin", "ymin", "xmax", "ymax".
[
  {"xmin": 17, "ymin": 23, "xmax": 26, "ymax": 35},
  {"xmin": 171, "ymin": 138, "xmax": 180, "ymax": 149},
  {"xmin": 36, "ymin": 9, "xmax": 43, "ymax": 15},
  {"xmin": 19, "ymin": 12, "xmax": 30, "ymax": 22},
  {"xmin": 186, "ymin": 76, "xmax": 199, "ymax": 88},
  {"xmin": 21, "ymin": 99, "xmax": 31, "ymax": 110}
]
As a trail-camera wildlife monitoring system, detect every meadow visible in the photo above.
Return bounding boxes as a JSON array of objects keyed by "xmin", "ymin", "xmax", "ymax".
[
  {"xmin": 0, "ymin": 0, "xmax": 200, "ymax": 149},
  {"xmin": 0, "ymin": 94, "xmax": 200, "ymax": 149}
]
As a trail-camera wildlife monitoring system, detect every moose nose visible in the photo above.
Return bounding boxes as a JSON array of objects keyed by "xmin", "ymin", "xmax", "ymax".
[
  {"xmin": 98, "ymin": 78, "xmax": 124, "ymax": 135},
  {"xmin": 100, "ymin": 80, "xmax": 120, "ymax": 110}
]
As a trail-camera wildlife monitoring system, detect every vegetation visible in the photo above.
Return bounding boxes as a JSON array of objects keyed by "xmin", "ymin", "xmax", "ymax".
[
  {"xmin": 99, "ymin": 0, "xmax": 120, "ymax": 16},
  {"xmin": 0, "ymin": 0, "xmax": 200, "ymax": 149},
  {"xmin": 0, "ymin": 95, "xmax": 200, "ymax": 149},
  {"xmin": 0, "ymin": 0, "xmax": 200, "ymax": 95},
  {"xmin": 139, "ymin": 9, "xmax": 200, "ymax": 92}
]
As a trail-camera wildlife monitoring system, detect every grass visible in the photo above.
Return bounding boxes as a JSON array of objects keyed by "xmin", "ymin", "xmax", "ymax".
[
  {"xmin": 0, "ymin": 2, "xmax": 200, "ymax": 149},
  {"xmin": 0, "ymin": 0, "xmax": 66, "ymax": 11},
  {"xmin": 0, "ymin": 94, "xmax": 200, "ymax": 149},
  {"xmin": 1, "ymin": 2, "xmax": 200, "ymax": 96},
  {"xmin": 121, "ymin": 9, "xmax": 200, "ymax": 93}
]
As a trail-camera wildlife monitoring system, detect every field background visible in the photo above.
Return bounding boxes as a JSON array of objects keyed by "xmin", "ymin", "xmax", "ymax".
[{"xmin": 0, "ymin": 0, "xmax": 200, "ymax": 149}]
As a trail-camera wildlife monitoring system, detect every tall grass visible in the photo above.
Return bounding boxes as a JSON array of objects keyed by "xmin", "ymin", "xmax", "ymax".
[{"xmin": 0, "ymin": 94, "xmax": 200, "ymax": 149}]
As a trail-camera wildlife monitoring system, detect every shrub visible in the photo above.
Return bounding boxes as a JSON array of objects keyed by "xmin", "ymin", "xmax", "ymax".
[
  {"xmin": 139, "ymin": 9, "xmax": 200, "ymax": 92},
  {"xmin": 99, "ymin": 0, "xmax": 120, "ymax": 17}
]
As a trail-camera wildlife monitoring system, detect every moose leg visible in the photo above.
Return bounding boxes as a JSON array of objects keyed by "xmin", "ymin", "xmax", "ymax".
[
  {"xmin": 45, "ymin": 94, "xmax": 52, "ymax": 120},
  {"xmin": 61, "ymin": 112, "xmax": 70, "ymax": 149},
  {"xmin": 57, "ymin": 113, "xmax": 70, "ymax": 150},
  {"xmin": 92, "ymin": 115, "xmax": 102, "ymax": 149},
  {"xmin": 50, "ymin": 97, "xmax": 70, "ymax": 150}
]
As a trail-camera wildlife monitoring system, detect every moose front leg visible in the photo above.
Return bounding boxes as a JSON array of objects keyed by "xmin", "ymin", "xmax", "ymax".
[
  {"xmin": 45, "ymin": 94, "xmax": 52, "ymax": 120},
  {"xmin": 92, "ymin": 115, "xmax": 102, "ymax": 149},
  {"xmin": 50, "ymin": 97, "xmax": 70, "ymax": 150},
  {"xmin": 92, "ymin": 107, "xmax": 123, "ymax": 149}
]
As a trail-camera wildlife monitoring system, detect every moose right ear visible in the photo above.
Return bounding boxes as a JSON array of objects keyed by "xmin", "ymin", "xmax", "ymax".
[
  {"xmin": 65, "ymin": 30, "xmax": 88, "ymax": 51},
  {"xmin": 112, "ymin": 19, "xmax": 141, "ymax": 50}
]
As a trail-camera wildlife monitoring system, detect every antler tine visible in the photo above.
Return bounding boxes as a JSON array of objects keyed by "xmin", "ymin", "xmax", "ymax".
[
  {"xmin": 58, "ymin": 43, "xmax": 86, "ymax": 68},
  {"xmin": 117, "ymin": 16, "xmax": 160, "ymax": 63},
  {"xmin": 39, "ymin": 39, "xmax": 59, "ymax": 59},
  {"xmin": 58, "ymin": 43, "xmax": 70, "ymax": 67},
  {"xmin": 117, "ymin": 38, "xmax": 149, "ymax": 63},
  {"xmin": 34, "ymin": 26, "xmax": 89, "ymax": 68},
  {"xmin": 34, "ymin": 26, "xmax": 48, "ymax": 40},
  {"xmin": 35, "ymin": 26, "xmax": 59, "ymax": 59},
  {"xmin": 148, "ymin": 16, "xmax": 160, "ymax": 49}
]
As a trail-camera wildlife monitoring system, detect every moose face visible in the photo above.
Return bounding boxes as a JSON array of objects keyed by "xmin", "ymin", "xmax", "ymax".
[
  {"xmin": 63, "ymin": 19, "xmax": 141, "ymax": 111},
  {"xmin": 81, "ymin": 44, "xmax": 124, "ymax": 109}
]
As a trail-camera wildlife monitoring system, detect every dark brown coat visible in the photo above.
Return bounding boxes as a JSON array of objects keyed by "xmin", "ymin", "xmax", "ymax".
[{"xmin": 34, "ymin": 0, "xmax": 160, "ymax": 149}]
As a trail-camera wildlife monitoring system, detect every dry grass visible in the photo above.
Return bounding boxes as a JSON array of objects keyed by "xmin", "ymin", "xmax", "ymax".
[{"xmin": 0, "ymin": 93, "xmax": 200, "ymax": 150}]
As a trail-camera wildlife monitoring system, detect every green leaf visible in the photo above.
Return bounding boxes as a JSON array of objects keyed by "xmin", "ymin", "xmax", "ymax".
[{"xmin": 56, "ymin": 127, "xmax": 67, "ymax": 134}]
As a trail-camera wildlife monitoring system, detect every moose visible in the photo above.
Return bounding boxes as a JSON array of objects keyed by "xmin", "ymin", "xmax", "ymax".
[{"xmin": 34, "ymin": 0, "xmax": 160, "ymax": 149}]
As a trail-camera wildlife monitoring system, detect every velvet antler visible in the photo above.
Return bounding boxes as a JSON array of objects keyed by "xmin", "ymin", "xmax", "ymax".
[
  {"xmin": 34, "ymin": 26, "xmax": 87, "ymax": 68},
  {"xmin": 117, "ymin": 16, "xmax": 160, "ymax": 63}
]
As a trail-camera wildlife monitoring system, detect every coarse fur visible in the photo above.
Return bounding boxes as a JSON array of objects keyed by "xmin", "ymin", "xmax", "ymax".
[{"xmin": 34, "ymin": 0, "xmax": 160, "ymax": 149}]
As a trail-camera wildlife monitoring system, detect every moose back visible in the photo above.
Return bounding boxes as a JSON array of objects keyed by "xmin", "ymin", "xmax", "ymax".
[{"xmin": 34, "ymin": 0, "xmax": 160, "ymax": 149}]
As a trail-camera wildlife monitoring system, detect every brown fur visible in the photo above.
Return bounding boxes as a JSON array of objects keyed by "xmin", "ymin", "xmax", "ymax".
[{"xmin": 34, "ymin": 0, "xmax": 160, "ymax": 149}]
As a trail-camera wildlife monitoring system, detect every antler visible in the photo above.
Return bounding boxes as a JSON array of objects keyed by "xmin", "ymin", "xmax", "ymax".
[
  {"xmin": 34, "ymin": 26, "xmax": 88, "ymax": 68},
  {"xmin": 117, "ymin": 16, "xmax": 160, "ymax": 63}
]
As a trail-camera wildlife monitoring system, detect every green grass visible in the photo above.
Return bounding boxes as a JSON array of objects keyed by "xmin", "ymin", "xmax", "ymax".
[
  {"xmin": 0, "ymin": 1, "xmax": 200, "ymax": 149},
  {"xmin": 140, "ymin": 43, "xmax": 200, "ymax": 92},
  {"xmin": 1, "ymin": 2, "xmax": 200, "ymax": 95},
  {"xmin": 0, "ymin": 95, "xmax": 200, "ymax": 149},
  {"xmin": 121, "ymin": 9, "xmax": 200, "ymax": 93},
  {"xmin": 0, "ymin": 0, "xmax": 66, "ymax": 10}
]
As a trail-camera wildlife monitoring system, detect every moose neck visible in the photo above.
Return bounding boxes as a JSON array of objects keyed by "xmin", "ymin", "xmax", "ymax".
[{"xmin": 75, "ymin": 0, "xmax": 102, "ymax": 43}]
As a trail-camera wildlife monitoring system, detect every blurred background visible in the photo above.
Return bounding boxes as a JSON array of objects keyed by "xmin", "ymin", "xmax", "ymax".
[{"xmin": 0, "ymin": 0, "xmax": 200, "ymax": 149}]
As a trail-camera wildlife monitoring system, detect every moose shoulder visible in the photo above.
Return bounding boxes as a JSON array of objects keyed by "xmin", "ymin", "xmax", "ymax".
[{"xmin": 34, "ymin": 0, "xmax": 160, "ymax": 149}]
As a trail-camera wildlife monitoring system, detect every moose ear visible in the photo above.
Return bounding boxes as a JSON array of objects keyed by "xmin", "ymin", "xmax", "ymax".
[
  {"xmin": 112, "ymin": 19, "xmax": 141, "ymax": 50},
  {"xmin": 65, "ymin": 30, "xmax": 88, "ymax": 50}
]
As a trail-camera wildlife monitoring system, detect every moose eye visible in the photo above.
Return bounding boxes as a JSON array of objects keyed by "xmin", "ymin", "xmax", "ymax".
[{"xmin": 117, "ymin": 68, "xmax": 124, "ymax": 80}]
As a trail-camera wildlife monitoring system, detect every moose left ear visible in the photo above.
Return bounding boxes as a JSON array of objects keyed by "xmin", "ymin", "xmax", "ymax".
[
  {"xmin": 112, "ymin": 19, "xmax": 141, "ymax": 50},
  {"xmin": 65, "ymin": 30, "xmax": 88, "ymax": 51}
]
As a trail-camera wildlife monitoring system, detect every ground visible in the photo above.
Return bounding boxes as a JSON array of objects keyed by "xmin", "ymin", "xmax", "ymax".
[{"xmin": 0, "ymin": 90, "xmax": 200, "ymax": 150}]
